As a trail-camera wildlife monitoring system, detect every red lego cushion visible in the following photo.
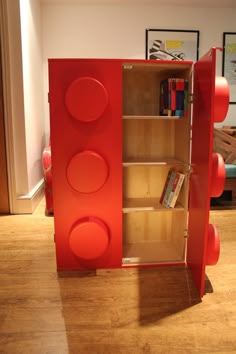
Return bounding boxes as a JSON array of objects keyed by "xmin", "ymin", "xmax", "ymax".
[{"xmin": 42, "ymin": 145, "xmax": 53, "ymax": 215}]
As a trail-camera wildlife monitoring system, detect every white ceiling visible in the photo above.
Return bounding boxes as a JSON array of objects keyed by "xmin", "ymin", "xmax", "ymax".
[{"xmin": 40, "ymin": 0, "xmax": 236, "ymax": 7}]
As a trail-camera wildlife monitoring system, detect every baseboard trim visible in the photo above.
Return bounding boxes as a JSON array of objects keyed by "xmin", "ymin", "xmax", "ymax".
[{"xmin": 13, "ymin": 179, "xmax": 45, "ymax": 214}]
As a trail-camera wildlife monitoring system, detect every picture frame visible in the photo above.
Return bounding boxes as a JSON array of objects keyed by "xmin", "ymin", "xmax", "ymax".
[
  {"xmin": 145, "ymin": 29, "xmax": 200, "ymax": 62},
  {"xmin": 222, "ymin": 32, "xmax": 236, "ymax": 104}
]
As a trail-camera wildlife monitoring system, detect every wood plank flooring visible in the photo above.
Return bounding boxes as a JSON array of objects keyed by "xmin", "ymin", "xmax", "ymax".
[{"xmin": 0, "ymin": 199, "xmax": 236, "ymax": 353}]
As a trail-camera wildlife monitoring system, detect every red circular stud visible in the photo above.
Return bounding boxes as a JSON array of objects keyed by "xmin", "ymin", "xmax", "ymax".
[
  {"xmin": 214, "ymin": 76, "xmax": 229, "ymax": 123},
  {"xmin": 206, "ymin": 224, "xmax": 220, "ymax": 266},
  {"xmin": 69, "ymin": 217, "xmax": 109, "ymax": 260},
  {"xmin": 210, "ymin": 153, "xmax": 226, "ymax": 197},
  {"xmin": 65, "ymin": 77, "xmax": 108, "ymax": 122},
  {"xmin": 66, "ymin": 150, "xmax": 109, "ymax": 193}
]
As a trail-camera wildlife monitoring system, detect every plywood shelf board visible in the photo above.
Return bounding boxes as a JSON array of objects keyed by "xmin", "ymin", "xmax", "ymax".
[
  {"xmin": 123, "ymin": 62, "xmax": 192, "ymax": 72},
  {"xmin": 123, "ymin": 157, "xmax": 188, "ymax": 166},
  {"xmin": 123, "ymin": 197, "xmax": 184, "ymax": 213},
  {"xmin": 122, "ymin": 241, "xmax": 184, "ymax": 264},
  {"xmin": 123, "ymin": 115, "xmax": 182, "ymax": 120}
]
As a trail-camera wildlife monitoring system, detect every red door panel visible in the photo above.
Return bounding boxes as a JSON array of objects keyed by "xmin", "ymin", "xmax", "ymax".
[
  {"xmin": 49, "ymin": 59, "xmax": 123, "ymax": 270},
  {"xmin": 187, "ymin": 48, "xmax": 228, "ymax": 297}
]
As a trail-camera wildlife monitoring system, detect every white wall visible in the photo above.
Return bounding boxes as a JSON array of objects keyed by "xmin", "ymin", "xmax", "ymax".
[
  {"xmin": 1, "ymin": 0, "xmax": 45, "ymax": 213},
  {"xmin": 20, "ymin": 0, "xmax": 45, "ymax": 192},
  {"xmin": 1, "ymin": 0, "xmax": 28, "ymax": 198},
  {"xmin": 2, "ymin": 1, "xmax": 234, "ymax": 213},
  {"xmin": 42, "ymin": 3, "xmax": 236, "ymax": 134}
]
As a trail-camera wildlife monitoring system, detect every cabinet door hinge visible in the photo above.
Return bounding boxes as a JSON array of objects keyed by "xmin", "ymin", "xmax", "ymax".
[
  {"xmin": 184, "ymin": 229, "xmax": 189, "ymax": 238},
  {"xmin": 188, "ymin": 164, "xmax": 193, "ymax": 173},
  {"xmin": 189, "ymin": 93, "xmax": 194, "ymax": 104}
]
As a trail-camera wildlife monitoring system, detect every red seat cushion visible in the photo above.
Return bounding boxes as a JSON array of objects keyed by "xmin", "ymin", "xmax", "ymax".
[{"xmin": 42, "ymin": 145, "xmax": 53, "ymax": 215}]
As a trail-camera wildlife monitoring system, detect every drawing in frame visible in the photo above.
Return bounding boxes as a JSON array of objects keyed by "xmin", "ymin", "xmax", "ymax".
[
  {"xmin": 145, "ymin": 29, "xmax": 200, "ymax": 62},
  {"xmin": 222, "ymin": 32, "xmax": 236, "ymax": 104}
]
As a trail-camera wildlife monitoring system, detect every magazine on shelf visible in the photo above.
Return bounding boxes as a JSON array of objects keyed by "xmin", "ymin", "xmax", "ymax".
[{"xmin": 161, "ymin": 170, "xmax": 185, "ymax": 208}]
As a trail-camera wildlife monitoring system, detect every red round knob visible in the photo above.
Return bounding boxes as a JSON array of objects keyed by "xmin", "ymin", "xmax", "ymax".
[
  {"xmin": 66, "ymin": 150, "xmax": 109, "ymax": 193},
  {"xmin": 211, "ymin": 153, "xmax": 225, "ymax": 197},
  {"xmin": 214, "ymin": 76, "xmax": 229, "ymax": 123},
  {"xmin": 206, "ymin": 224, "xmax": 220, "ymax": 266},
  {"xmin": 65, "ymin": 77, "xmax": 108, "ymax": 122},
  {"xmin": 69, "ymin": 218, "xmax": 109, "ymax": 260}
]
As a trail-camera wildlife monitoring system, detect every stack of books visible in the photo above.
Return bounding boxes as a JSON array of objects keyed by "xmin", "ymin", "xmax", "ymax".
[
  {"xmin": 160, "ymin": 78, "xmax": 189, "ymax": 117},
  {"xmin": 160, "ymin": 170, "xmax": 185, "ymax": 208}
]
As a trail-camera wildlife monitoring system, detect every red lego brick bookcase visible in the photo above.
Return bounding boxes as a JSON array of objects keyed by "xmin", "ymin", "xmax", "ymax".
[{"xmin": 48, "ymin": 48, "xmax": 229, "ymax": 297}]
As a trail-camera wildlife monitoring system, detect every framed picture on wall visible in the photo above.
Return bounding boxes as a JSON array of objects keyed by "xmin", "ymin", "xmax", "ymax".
[
  {"xmin": 145, "ymin": 29, "xmax": 200, "ymax": 62},
  {"xmin": 222, "ymin": 32, "xmax": 236, "ymax": 104}
]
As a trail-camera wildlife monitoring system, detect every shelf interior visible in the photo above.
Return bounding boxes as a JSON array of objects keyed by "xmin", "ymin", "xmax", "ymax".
[
  {"xmin": 122, "ymin": 62, "xmax": 191, "ymax": 117},
  {"xmin": 123, "ymin": 118, "xmax": 190, "ymax": 164},
  {"xmin": 123, "ymin": 211, "xmax": 186, "ymax": 264},
  {"xmin": 122, "ymin": 61, "xmax": 191, "ymax": 265}
]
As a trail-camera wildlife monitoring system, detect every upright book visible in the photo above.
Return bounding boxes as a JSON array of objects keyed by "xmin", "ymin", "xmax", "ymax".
[{"xmin": 159, "ymin": 78, "xmax": 188, "ymax": 117}]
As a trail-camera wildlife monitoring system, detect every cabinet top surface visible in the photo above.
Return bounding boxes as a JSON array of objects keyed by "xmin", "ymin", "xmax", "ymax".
[{"xmin": 48, "ymin": 58, "xmax": 193, "ymax": 67}]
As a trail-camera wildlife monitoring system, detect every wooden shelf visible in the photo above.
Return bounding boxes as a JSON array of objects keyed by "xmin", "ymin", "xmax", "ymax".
[
  {"xmin": 123, "ymin": 115, "xmax": 182, "ymax": 120},
  {"xmin": 123, "ymin": 158, "xmax": 187, "ymax": 167},
  {"xmin": 122, "ymin": 241, "xmax": 185, "ymax": 265},
  {"xmin": 123, "ymin": 197, "xmax": 184, "ymax": 213}
]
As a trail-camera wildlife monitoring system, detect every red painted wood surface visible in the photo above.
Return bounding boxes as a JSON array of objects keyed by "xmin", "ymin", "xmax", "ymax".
[
  {"xmin": 187, "ymin": 48, "xmax": 228, "ymax": 297},
  {"xmin": 49, "ymin": 59, "xmax": 123, "ymax": 270}
]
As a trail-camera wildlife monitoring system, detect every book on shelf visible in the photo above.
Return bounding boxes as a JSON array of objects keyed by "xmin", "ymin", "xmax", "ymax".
[
  {"xmin": 161, "ymin": 170, "xmax": 185, "ymax": 208},
  {"xmin": 161, "ymin": 170, "xmax": 177, "ymax": 207},
  {"xmin": 160, "ymin": 78, "xmax": 189, "ymax": 117},
  {"xmin": 160, "ymin": 169, "xmax": 172, "ymax": 204}
]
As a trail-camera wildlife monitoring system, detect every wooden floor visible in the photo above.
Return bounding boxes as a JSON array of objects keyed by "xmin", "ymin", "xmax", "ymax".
[{"xmin": 0, "ymin": 199, "xmax": 236, "ymax": 353}]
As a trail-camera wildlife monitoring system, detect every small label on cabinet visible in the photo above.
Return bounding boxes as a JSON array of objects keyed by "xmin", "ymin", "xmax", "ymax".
[
  {"xmin": 123, "ymin": 64, "xmax": 133, "ymax": 70},
  {"xmin": 122, "ymin": 257, "xmax": 140, "ymax": 265}
]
